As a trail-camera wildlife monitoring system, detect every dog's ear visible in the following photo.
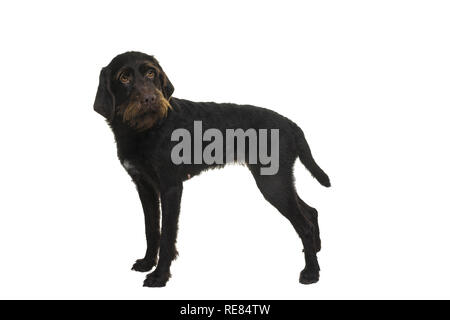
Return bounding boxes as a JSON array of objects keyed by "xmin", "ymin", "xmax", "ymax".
[
  {"xmin": 155, "ymin": 62, "xmax": 174, "ymax": 100},
  {"xmin": 94, "ymin": 67, "xmax": 115, "ymax": 120},
  {"xmin": 160, "ymin": 70, "xmax": 174, "ymax": 100}
]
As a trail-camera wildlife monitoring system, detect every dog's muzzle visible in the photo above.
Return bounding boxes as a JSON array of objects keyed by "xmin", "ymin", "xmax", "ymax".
[{"xmin": 141, "ymin": 94, "xmax": 159, "ymax": 112}]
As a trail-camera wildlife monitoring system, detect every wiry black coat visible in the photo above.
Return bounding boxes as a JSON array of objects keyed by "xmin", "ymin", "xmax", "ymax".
[
  {"xmin": 95, "ymin": 52, "xmax": 330, "ymax": 287},
  {"xmin": 113, "ymin": 98, "xmax": 329, "ymax": 188}
]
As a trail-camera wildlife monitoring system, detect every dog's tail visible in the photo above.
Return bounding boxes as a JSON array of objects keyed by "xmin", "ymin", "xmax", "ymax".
[{"xmin": 294, "ymin": 125, "xmax": 331, "ymax": 187}]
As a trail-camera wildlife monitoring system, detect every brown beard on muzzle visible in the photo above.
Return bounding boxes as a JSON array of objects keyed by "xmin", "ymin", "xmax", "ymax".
[{"xmin": 118, "ymin": 90, "xmax": 172, "ymax": 131}]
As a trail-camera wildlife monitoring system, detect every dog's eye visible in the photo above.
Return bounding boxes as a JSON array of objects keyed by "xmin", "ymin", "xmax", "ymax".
[
  {"xmin": 119, "ymin": 73, "xmax": 131, "ymax": 84},
  {"xmin": 145, "ymin": 70, "xmax": 155, "ymax": 79}
]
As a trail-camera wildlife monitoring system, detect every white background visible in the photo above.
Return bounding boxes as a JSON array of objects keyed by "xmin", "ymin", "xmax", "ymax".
[{"xmin": 0, "ymin": 0, "xmax": 449, "ymax": 299}]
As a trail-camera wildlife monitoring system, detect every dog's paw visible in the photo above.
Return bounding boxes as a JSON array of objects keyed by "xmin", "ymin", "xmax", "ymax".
[
  {"xmin": 131, "ymin": 258, "xmax": 155, "ymax": 272},
  {"xmin": 143, "ymin": 271, "xmax": 170, "ymax": 287},
  {"xmin": 299, "ymin": 268, "xmax": 320, "ymax": 285}
]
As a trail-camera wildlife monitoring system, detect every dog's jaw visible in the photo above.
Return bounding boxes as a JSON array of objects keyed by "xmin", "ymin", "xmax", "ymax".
[
  {"xmin": 117, "ymin": 92, "xmax": 171, "ymax": 131},
  {"xmin": 132, "ymin": 113, "xmax": 161, "ymax": 131}
]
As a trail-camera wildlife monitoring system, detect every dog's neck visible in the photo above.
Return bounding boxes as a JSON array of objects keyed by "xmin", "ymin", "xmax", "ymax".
[
  {"xmin": 108, "ymin": 116, "xmax": 163, "ymax": 162},
  {"xmin": 109, "ymin": 115, "xmax": 162, "ymax": 136}
]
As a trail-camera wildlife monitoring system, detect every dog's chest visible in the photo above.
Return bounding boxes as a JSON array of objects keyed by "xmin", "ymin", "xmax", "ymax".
[
  {"xmin": 120, "ymin": 158, "xmax": 160, "ymax": 188},
  {"xmin": 121, "ymin": 159, "xmax": 140, "ymax": 176}
]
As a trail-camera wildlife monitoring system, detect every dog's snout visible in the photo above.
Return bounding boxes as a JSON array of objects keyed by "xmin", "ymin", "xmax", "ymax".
[{"xmin": 144, "ymin": 94, "xmax": 157, "ymax": 104}]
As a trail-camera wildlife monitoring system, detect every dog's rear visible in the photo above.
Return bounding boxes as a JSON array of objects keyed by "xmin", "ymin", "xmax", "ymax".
[{"xmin": 293, "ymin": 124, "xmax": 331, "ymax": 187}]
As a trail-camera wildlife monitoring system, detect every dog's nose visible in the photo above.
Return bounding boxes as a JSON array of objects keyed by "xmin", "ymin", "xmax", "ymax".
[{"xmin": 144, "ymin": 95, "xmax": 157, "ymax": 104}]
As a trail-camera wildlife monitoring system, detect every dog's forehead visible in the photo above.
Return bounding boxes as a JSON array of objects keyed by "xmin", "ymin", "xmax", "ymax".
[{"xmin": 108, "ymin": 52, "xmax": 158, "ymax": 74}]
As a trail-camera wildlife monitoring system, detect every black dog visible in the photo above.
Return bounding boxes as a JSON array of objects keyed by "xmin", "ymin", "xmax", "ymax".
[{"xmin": 94, "ymin": 51, "xmax": 330, "ymax": 287}]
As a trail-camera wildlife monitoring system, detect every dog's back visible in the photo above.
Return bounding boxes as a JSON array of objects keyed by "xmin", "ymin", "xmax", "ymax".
[{"xmin": 160, "ymin": 98, "xmax": 330, "ymax": 186}]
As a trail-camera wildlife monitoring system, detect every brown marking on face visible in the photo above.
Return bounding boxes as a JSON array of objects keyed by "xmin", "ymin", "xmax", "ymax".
[
  {"xmin": 117, "ymin": 88, "xmax": 172, "ymax": 131},
  {"xmin": 115, "ymin": 67, "xmax": 129, "ymax": 81},
  {"xmin": 115, "ymin": 62, "xmax": 158, "ymax": 80},
  {"xmin": 142, "ymin": 62, "xmax": 159, "ymax": 71}
]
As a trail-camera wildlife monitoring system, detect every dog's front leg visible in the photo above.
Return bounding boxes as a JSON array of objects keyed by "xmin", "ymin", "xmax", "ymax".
[
  {"xmin": 131, "ymin": 180, "xmax": 161, "ymax": 272},
  {"xmin": 143, "ymin": 183, "xmax": 182, "ymax": 287}
]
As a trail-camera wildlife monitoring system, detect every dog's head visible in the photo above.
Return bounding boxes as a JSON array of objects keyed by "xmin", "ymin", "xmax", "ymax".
[{"xmin": 94, "ymin": 52, "xmax": 174, "ymax": 131}]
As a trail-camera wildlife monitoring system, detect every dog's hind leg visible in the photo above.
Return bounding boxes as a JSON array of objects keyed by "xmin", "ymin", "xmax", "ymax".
[
  {"xmin": 143, "ymin": 183, "xmax": 183, "ymax": 287},
  {"xmin": 296, "ymin": 195, "xmax": 321, "ymax": 252},
  {"xmin": 131, "ymin": 179, "xmax": 161, "ymax": 272},
  {"xmin": 250, "ymin": 168, "xmax": 320, "ymax": 284}
]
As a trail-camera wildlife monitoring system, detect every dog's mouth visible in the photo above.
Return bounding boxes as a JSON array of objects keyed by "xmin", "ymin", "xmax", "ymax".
[
  {"xmin": 118, "ymin": 94, "xmax": 172, "ymax": 131},
  {"xmin": 146, "ymin": 103, "xmax": 161, "ymax": 114},
  {"xmin": 134, "ymin": 107, "xmax": 159, "ymax": 120},
  {"xmin": 122, "ymin": 102, "xmax": 159, "ymax": 120}
]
